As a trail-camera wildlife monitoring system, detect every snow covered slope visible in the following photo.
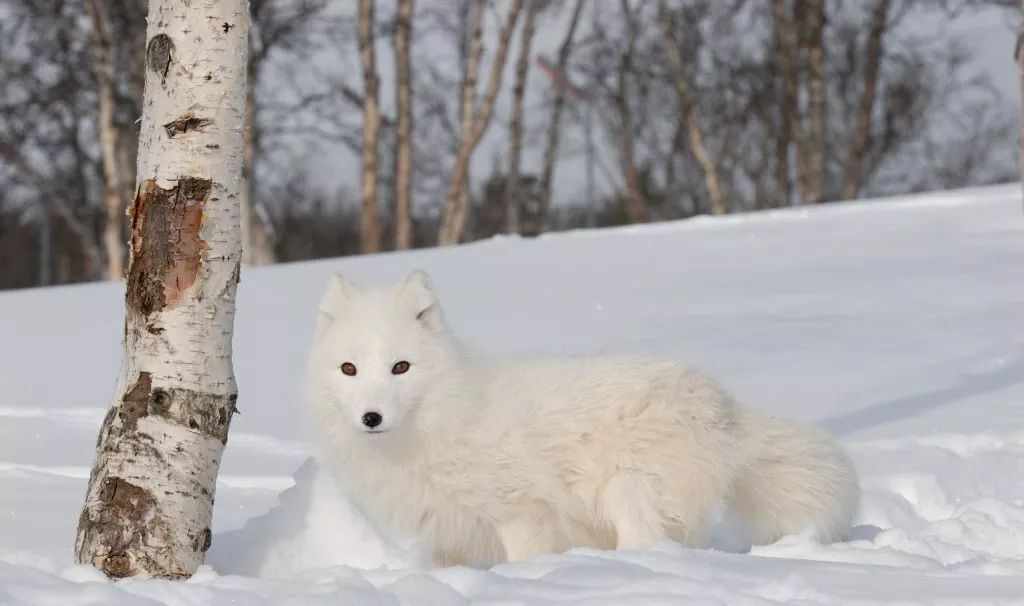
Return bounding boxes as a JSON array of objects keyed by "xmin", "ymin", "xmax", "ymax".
[{"xmin": 2, "ymin": 184, "xmax": 1024, "ymax": 604}]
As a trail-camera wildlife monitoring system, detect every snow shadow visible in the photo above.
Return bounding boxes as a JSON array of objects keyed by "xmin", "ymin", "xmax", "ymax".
[{"xmin": 819, "ymin": 354, "xmax": 1024, "ymax": 437}]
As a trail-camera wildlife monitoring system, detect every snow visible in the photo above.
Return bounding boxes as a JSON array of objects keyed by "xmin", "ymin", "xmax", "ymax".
[{"xmin": 3, "ymin": 183, "xmax": 1024, "ymax": 604}]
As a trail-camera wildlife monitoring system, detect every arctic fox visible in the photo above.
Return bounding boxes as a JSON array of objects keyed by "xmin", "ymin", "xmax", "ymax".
[{"xmin": 306, "ymin": 270, "xmax": 859, "ymax": 566}]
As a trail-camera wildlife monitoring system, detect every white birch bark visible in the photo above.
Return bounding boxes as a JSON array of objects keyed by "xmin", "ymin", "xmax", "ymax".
[
  {"xmin": 85, "ymin": 0, "xmax": 127, "ymax": 281},
  {"xmin": 437, "ymin": 0, "xmax": 523, "ymax": 246},
  {"xmin": 75, "ymin": 0, "xmax": 248, "ymax": 580},
  {"xmin": 358, "ymin": 0, "xmax": 382, "ymax": 253},
  {"xmin": 537, "ymin": 0, "xmax": 585, "ymax": 233},
  {"xmin": 240, "ymin": 55, "xmax": 256, "ymax": 265},
  {"xmin": 805, "ymin": 0, "xmax": 826, "ymax": 204},
  {"xmin": 503, "ymin": 0, "xmax": 538, "ymax": 235},
  {"xmin": 393, "ymin": 0, "xmax": 415, "ymax": 250},
  {"xmin": 658, "ymin": 0, "xmax": 727, "ymax": 216},
  {"xmin": 841, "ymin": 0, "xmax": 890, "ymax": 200},
  {"xmin": 615, "ymin": 0, "xmax": 646, "ymax": 224},
  {"xmin": 1017, "ymin": 0, "xmax": 1024, "ymax": 212}
]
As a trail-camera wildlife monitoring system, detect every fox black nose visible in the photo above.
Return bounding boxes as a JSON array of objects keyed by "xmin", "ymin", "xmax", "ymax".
[{"xmin": 362, "ymin": 411, "xmax": 383, "ymax": 428}]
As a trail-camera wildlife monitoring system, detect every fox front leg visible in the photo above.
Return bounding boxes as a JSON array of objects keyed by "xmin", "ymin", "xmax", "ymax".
[{"xmin": 496, "ymin": 512, "xmax": 561, "ymax": 562}]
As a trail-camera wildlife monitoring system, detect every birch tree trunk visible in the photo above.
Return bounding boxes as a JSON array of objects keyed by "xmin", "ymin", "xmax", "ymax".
[
  {"xmin": 117, "ymin": 0, "xmax": 147, "ymax": 224},
  {"xmin": 38, "ymin": 207, "xmax": 52, "ymax": 286},
  {"xmin": 1018, "ymin": 0, "xmax": 1024, "ymax": 212},
  {"xmin": 437, "ymin": 0, "xmax": 523, "ymax": 246},
  {"xmin": 771, "ymin": 0, "xmax": 812, "ymax": 206},
  {"xmin": 393, "ymin": 0, "xmax": 415, "ymax": 249},
  {"xmin": 841, "ymin": 0, "xmax": 890, "ymax": 200},
  {"xmin": 803, "ymin": 0, "xmax": 826, "ymax": 203},
  {"xmin": 658, "ymin": 0, "xmax": 727, "ymax": 215},
  {"xmin": 85, "ymin": 0, "xmax": 127, "ymax": 281},
  {"xmin": 75, "ymin": 0, "xmax": 248, "ymax": 579},
  {"xmin": 616, "ymin": 0, "xmax": 646, "ymax": 224},
  {"xmin": 358, "ymin": 0, "xmax": 382, "ymax": 253},
  {"xmin": 242, "ymin": 32, "xmax": 276, "ymax": 265},
  {"xmin": 503, "ymin": 0, "xmax": 538, "ymax": 235},
  {"xmin": 770, "ymin": 0, "xmax": 792, "ymax": 208},
  {"xmin": 537, "ymin": 0, "xmax": 585, "ymax": 233},
  {"xmin": 450, "ymin": 0, "xmax": 485, "ymax": 246},
  {"xmin": 241, "ymin": 56, "xmax": 256, "ymax": 265}
]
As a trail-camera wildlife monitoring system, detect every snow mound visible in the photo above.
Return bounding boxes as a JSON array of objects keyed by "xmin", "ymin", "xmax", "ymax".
[{"xmin": 209, "ymin": 458, "xmax": 424, "ymax": 576}]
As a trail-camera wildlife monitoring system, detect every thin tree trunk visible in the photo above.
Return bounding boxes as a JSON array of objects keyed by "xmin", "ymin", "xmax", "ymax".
[
  {"xmin": 447, "ymin": 0, "xmax": 484, "ymax": 246},
  {"xmin": 230, "ymin": 5, "xmax": 270, "ymax": 266},
  {"xmin": 841, "ymin": 0, "xmax": 890, "ymax": 200},
  {"xmin": 438, "ymin": 0, "xmax": 523, "ymax": 246},
  {"xmin": 459, "ymin": 0, "xmax": 485, "ymax": 149},
  {"xmin": 658, "ymin": 0, "xmax": 727, "ymax": 215},
  {"xmin": 38, "ymin": 207, "xmax": 52, "ymax": 286},
  {"xmin": 584, "ymin": 101, "xmax": 597, "ymax": 227},
  {"xmin": 241, "ymin": 58, "xmax": 256, "ymax": 265},
  {"xmin": 75, "ymin": 0, "xmax": 248, "ymax": 579},
  {"xmin": 772, "ymin": 0, "xmax": 812, "ymax": 206},
  {"xmin": 537, "ymin": 0, "xmax": 585, "ymax": 233},
  {"xmin": 358, "ymin": 0, "xmax": 382, "ymax": 253},
  {"xmin": 616, "ymin": 0, "xmax": 646, "ymax": 224},
  {"xmin": 393, "ymin": 0, "xmax": 415, "ymax": 249},
  {"xmin": 803, "ymin": 0, "xmax": 825, "ymax": 203},
  {"xmin": 771, "ymin": 0, "xmax": 791, "ymax": 208},
  {"xmin": 503, "ymin": 0, "xmax": 538, "ymax": 235},
  {"xmin": 118, "ymin": 0, "xmax": 147, "ymax": 214},
  {"xmin": 85, "ymin": 0, "xmax": 126, "ymax": 280},
  {"xmin": 663, "ymin": 118, "xmax": 684, "ymax": 204},
  {"xmin": 1018, "ymin": 0, "xmax": 1024, "ymax": 212},
  {"xmin": 241, "ymin": 40, "xmax": 275, "ymax": 266}
]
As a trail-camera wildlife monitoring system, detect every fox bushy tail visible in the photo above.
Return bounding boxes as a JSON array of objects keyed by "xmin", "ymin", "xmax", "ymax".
[{"xmin": 729, "ymin": 410, "xmax": 859, "ymax": 544}]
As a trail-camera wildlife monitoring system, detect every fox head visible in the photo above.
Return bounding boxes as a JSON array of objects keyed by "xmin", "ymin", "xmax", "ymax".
[{"xmin": 308, "ymin": 269, "xmax": 454, "ymax": 437}]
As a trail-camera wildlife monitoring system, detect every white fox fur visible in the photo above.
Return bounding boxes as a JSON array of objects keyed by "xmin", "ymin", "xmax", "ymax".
[{"xmin": 306, "ymin": 270, "xmax": 859, "ymax": 566}]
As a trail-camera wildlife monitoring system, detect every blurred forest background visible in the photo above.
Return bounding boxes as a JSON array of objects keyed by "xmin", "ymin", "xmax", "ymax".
[{"xmin": 0, "ymin": 0, "xmax": 1019, "ymax": 289}]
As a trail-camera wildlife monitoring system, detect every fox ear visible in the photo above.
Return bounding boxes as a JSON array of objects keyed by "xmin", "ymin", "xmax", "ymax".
[
  {"xmin": 315, "ymin": 273, "xmax": 355, "ymax": 336},
  {"xmin": 397, "ymin": 269, "xmax": 445, "ymax": 330}
]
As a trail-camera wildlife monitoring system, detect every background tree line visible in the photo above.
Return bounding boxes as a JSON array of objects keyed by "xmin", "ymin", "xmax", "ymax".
[{"xmin": 0, "ymin": 0, "xmax": 1018, "ymax": 289}]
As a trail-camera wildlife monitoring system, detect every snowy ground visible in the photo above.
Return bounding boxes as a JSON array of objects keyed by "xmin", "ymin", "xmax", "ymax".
[{"xmin": 3, "ymin": 184, "xmax": 1024, "ymax": 604}]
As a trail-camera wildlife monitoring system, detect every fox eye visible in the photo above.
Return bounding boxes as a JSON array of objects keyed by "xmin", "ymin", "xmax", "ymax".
[
  {"xmin": 340, "ymin": 362, "xmax": 357, "ymax": 376},
  {"xmin": 391, "ymin": 361, "xmax": 411, "ymax": 375}
]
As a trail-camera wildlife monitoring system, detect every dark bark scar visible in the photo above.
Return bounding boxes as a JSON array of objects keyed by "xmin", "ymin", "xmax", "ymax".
[
  {"xmin": 146, "ymin": 34, "xmax": 174, "ymax": 82},
  {"xmin": 127, "ymin": 178, "xmax": 212, "ymax": 315},
  {"xmin": 163, "ymin": 114, "xmax": 212, "ymax": 138},
  {"xmin": 119, "ymin": 372, "xmax": 153, "ymax": 432}
]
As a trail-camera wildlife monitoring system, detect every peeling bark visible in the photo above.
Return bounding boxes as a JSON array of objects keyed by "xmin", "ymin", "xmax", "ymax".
[
  {"xmin": 163, "ymin": 115, "xmax": 213, "ymax": 138},
  {"xmin": 76, "ymin": 0, "xmax": 248, "ymax": 580},
  {"xmin": 118, "ymin": 371, "xmax": 153, "ymax": 432},
  {"xmin": 80, "ymin": 476, "xmax": 159, "ymax": 578},
  {"xmin": 127, "ymin": 178, "xmax": 210, "ymax": 314}
]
